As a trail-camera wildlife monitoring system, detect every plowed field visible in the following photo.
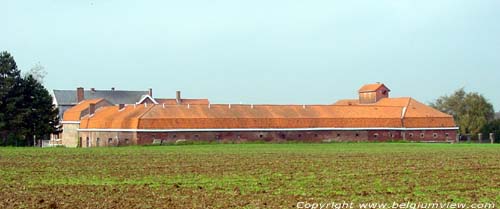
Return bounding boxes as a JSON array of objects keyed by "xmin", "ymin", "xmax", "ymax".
[{"xmin": 1, "ymin": 143, "xmax": 499, "ymax": 208}]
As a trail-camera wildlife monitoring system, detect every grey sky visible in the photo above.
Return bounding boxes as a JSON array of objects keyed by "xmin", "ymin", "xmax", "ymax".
[{"xmin": 4, "ymin": 0, "xmax": 500, "ymax": 109}]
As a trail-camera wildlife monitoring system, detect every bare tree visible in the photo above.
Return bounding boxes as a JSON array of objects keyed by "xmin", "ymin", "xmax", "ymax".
[{"xmin": 24, "ymin": 62, "xmax": 47, "ymax": 84}]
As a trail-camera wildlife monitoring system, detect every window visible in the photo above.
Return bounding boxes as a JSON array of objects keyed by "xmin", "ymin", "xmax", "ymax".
[
  {"xmin": 355, "ymin": 133, "xmax": 359, "ymax": 137},
  {"xmin": 373, "ymin": 133, "xmax": 379, "ymax": 138},
  {"xmin": 259, "ymin": 134, "xmax": 263, "ymax": 138},
  {"xmin": 433, "ymin": 133, "xmax": 438, "ymax": 138},
  {"xmin": 409, "ymin": 133, "xmax": 414, "ymax": 138},
  {"xmin": 96, "ymin": 138, "xmax": 100, "ymax": 147},
  {"xmin": 86, "ymin": 137, "xmax": 90, "ymax": 147},
  {"xmin": 391, "ymin": 133, "xmax": 395, "ymax": 138},
  {"xmin": 420, "ymin": 133, "xmax": 425, "ymax": 138},
  {"xmin": 108, "ymin": 138, "xmax": 113, "ymax": 144},
  {"xmin": 337, "ymin": 133, "xmax": 341, "ymax": 137},
  {"xmin": 445, "ymin": 133, "xmax": 449, "ymax": 137}
]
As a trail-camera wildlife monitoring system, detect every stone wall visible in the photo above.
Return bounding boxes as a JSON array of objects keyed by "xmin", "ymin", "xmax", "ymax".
[
  {"xmin": 78, "ymin": 131, "xmax": 136, "ymax": 147},
  {"xmin": 61, "ymin": 123, "xmax": 79, "ymax": 147}
]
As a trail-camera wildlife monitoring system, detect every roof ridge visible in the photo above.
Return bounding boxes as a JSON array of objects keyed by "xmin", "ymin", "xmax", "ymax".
[
  {"xmin": 135, "ymin": 104, "xmax": 157, "ymax": 128},
  {"xmin": 400, "ymin": 97, "xmax": 412, "ymax": 128},
  {"xmin": 156, "ymin": 98, "xmax": 209, "ymax": 99},
  {"xmin": 203, "ymin": 104, "xmax": 338, "ymax": 106},
  {"xmin": 358, "ymin": 83, "xmax": 389, "ymax": 93},
  {"xmin": 328, "ymin": 104, "xmax": 403, "ymax": 108},
  {"xmin": 53, "ymin": 89, "xmax": 148, "ymax": 91}
]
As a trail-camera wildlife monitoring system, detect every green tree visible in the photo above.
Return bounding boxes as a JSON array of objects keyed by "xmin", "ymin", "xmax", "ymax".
[
  {"xmin": 430, "ymin": 88, "xmax": 495, "ymax": 136},
  {"xmin": 0, "ymin": 51, "xmax": 21, "ymax": 145},
  {"xmin": 482, "ymin": 119, "xmax": 500, "ymax": 143},
  {"xmin": 14, "ymin": 75, "xmax": 59, "ymax": 146},
  {"xmin": 3, "ymin": 76, "xmax": 28, "ymax": 145},
  {"xmin": 0, "ymin": 51, "xmax": 59, "ymax": 146}
]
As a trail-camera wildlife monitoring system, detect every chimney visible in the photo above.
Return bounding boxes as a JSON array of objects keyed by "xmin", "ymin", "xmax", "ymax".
[
  {"xmin": 89, "ymin": 104, "xmax": 96, "ymax": 115},
  {"xmin": 77, "ymin": 87, "xmax": 84, "ymax": 103},
  {"xmin": 111, "ymin": 87, "xmax": 115, "ymax": 91},
  {"xmin": 118, "ymin": 104, "xmax": 125, "ymax": 110},
  {"xmin": 176, "ymin": 91, "xmax": 181, "ymax": 104},
  {"xmin": 148, "ymin": 88, "xmax": 153, "ymax": 97}
]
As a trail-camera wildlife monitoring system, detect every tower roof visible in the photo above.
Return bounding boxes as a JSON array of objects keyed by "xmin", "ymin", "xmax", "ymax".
[{"xmin": 358, "ymin": 83, "xmax": 390, "ymax": 93}]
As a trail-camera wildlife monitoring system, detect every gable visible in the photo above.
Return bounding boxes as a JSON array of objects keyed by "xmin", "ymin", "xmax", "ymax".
[{"xmin": 137, "ymin": 95, "xmax": 159, "ymax": 104}]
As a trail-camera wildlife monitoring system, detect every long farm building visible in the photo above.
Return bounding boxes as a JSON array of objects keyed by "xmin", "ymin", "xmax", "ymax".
[{"xmin": 56, "ymin": 83, "xmax": 458, "ymax": 147}]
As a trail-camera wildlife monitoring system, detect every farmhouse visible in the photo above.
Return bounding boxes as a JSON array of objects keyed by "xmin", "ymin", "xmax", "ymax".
[
  {"xmin": 59, "ymin": 83, "xmax": 458, "ymax": 147},
  {"xmin": 53, "ymin": 87, "xmax": 151, "ymax": 119}
]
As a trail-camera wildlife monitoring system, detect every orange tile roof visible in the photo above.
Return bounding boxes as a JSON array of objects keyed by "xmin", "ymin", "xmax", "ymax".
[
  {"xmin": 403, "ymin": 99, "xmax": 455, "ymax": 127},
  {"xmin": 358, "ymin": 83, "xmax": 389, "ymax": 93},
  {"xmin": 80, "ymin": 105, "xmax": 146, "ymax": 129},
  {"xmin": 403, "ymin": 99, "xmax": 450, "ymax": 118},
  {"xmin": 335, "ymin": 97, "xmax": 449, "ymax": 115},
  {"xmin": 334, "ymin": 97, "xmax": 454, "ymax": 128},
  {"xmin": 72, "ymin": 84, "xmax": 455, "ymax": 130},
  {"xmin": 78, "ymin": 99, "xmax": 455, "ymax": 130},
  {"xmin": 62, "ymin": 98, "xmax": 104, "ymax": 121}
]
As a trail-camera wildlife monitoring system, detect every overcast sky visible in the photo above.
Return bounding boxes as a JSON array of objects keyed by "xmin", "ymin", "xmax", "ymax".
[{"xmin": 4, "ymin": 0, "xmax": 500, "ymax": 109}]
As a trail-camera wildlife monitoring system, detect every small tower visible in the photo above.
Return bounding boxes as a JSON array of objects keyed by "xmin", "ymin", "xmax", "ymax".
[{"xmin": 358, "ymin": 83, "xmax": 390, "ymax": 104}]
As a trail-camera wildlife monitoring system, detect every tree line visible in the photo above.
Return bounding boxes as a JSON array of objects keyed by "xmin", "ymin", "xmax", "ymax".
[{"xmin": 0, "ymin": 51, "xmax": 59, "ymax": 146}]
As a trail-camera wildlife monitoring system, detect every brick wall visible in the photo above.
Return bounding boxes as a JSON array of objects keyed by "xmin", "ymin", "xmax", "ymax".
[
  {"xmin": 367, "ymin": 130, "xmax": 456, "ymax": 142},
  {"xmin": 75, "ymin": 129, "xmax": 457, "ymax": 147},
  {"xmin": 136, "ymin": 130, "xmax": 371, "ymax": 144}
]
